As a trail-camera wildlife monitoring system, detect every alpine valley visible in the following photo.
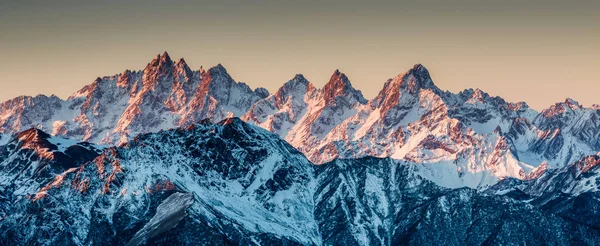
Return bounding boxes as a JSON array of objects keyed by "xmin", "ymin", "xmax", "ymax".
[{"xmin": 1, "ymin": 52, "xmax": 600, "ymax": 245}]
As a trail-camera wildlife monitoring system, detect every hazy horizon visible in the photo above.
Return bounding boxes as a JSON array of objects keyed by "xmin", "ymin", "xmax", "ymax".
[{"xmin": 1, "ymin": 0, "xmax": 598, "ymax": 110}]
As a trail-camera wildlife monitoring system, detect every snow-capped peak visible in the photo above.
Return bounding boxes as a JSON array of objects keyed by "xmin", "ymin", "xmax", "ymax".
[
  {"xmin": 290, "ymin": 74, "xmax": 310, "ymax": 85},
  {"xmin": 269, "ymin": 75, "xmax": 303, "ymax": 99},
  {"xmin": 378, "ymin": 64, "xmax": 438, "ymax": 97},
  {"xmin": 201, "ymin": 64, "xmax": 243, "ymax": 92},
  {"xmin": 466, "ymin": 88, "xmax": 488, "ymax": 103},
  {"xmin": 539, "ymin": 97, "xmax": 586, "ymax": 118},
  {"xmin": 321, "ymin": 69, "xmax": 366, "ymax": 104},
  {"xmin": 402, "ymin": 63, "xmax": 438, "ymax": 92},
  {"xmin": 159, "ymin": 51, "xmax": 173, "ymax": 66},
  {"xmin": 146, "ymin": 51, "xmax": 173, "ymax": 69},
  {"xmin": 174, "ymin": 58, "xmax": 193, "ymax": 79},
  {"xmin": 143, "ymin": 51, "xmax": 175, "ymax": 82},
  {"xmin": 209, "ymin": 63, "xmax": 228, "ymax": 75},
  {"xmin": 1, "ymin": 55, "xmax": 600, "ymax": 193}
]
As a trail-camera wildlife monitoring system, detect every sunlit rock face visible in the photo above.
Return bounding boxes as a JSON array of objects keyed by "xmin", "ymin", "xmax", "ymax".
[
  {"xmin": 0, "ymin": 52, "xmax": 268, "ymax": 146},
  {"xmin": 2, "ymin": 54, "xmax": 600, "ymax": 188}
]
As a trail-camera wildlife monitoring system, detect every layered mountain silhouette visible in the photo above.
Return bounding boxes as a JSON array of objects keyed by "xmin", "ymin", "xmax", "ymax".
[
  {"xmin": 1, "ymin": 52, "xmax": 597, "ymax": 188},
  {"xmin": 1, "ymin": 52, "xmax": 600, "ymax": 245}
]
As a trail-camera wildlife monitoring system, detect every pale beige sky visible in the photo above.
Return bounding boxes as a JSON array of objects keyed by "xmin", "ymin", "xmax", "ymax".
[{"xmin": 0, "ymin": 0, "xmax": 598, "ymax": 110}]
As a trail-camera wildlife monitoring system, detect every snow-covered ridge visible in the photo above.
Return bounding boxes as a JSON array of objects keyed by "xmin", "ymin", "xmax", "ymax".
[
  {"xmin": 3, "ymin": 119, "xmax": 600, "ymax": 244},
  {"xmin": 1, "ymin": 52, "xmax": 599, "ymax": 189},
  {"xmin": 243, "ymin": 63, "xmax": 600, "ymax": 188},
  {"xmin": 0, "ymin": 52, "xmax": 269, "ymax": 146},
  {"xmin": 0, "ymin": 118, "xmax": 319, "ymax": 244}
]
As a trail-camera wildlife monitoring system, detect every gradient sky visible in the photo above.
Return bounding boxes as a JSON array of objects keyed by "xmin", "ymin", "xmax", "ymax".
[{"xmin": 1, "ymin": 0, "xmax": 598, "ymax": 110}]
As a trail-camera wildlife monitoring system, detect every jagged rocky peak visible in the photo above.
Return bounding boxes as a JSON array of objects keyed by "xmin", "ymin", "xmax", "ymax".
[
  {"xmin": 463, "ymin": 88, "xmax": 488, "ymax": 101},
  {"xmin": 16, "ymin": 128, "xmax": 52, "ymax": 146},
  {"xmin": 410, "ymin": 63, "xmax": 427, "ymax": 74},
  {"xmin": 564, "ymin": 97, "xmax": 582, "ymax": 109},
  {"xmin": 16, "ymin": 127, "xmax": 100, "ymax": 159},
  {"xmin": 208, "ymin": 63, "xmax": 228, "ymax": 75},
  {"xmin": 13, "ymin": 128, "xmax": 95, "ymax": 155},
  {"xmin": 158, "ymin": 51, "xmax": 173, "ymax": 67},
  {"xmin": 143, "ymin": 51, "xmax": 174, "ymax": 80},
  {"xmin": 174, "ymin": 57, "xmax": 188, "ymax": 67},
  {"xmin": 373, "ymin": 63, "xmax": 440, "ymax": 113},
  {"xmin": 146, "ymin": 52, "xmax": 161, "ymax": 68},
  {"xmin": 117, "ymin": 69, "xmax": 133, "ymax": 87},
  {"xmin": 174, "ymin": 57, "xmax": 193, "ymax": 80},
  {"xmin": 290, "ymin": 74, "xmax": 312, "ymax": 88},
  {"xmin": 290, "ymin": 74, "xmax": 310, "ymax": 86},
  {"xmin": 240, "ymin": 74, "xmax": 313, "ymax": 127},
  {"xmin": 275, "ymin": 74, "xmax": 314, "ymax": 98},
  {"xmin": 254, "ymin": 87, "xmax": 270, "ymax": 98},
  {"xmin": 321, "ymin": 69, "xmax": 366, "ymax": 104},
  {"xmin": 506, "ymin": 101, "xmax": 530, "ymax": 111},
  {"xmin": 399, "ymin": 63, "xmax": 438, "ymax": 93},
  {"xmin": 202, "ymin": 63, "xmax": 268, "ymax": 97},
  {"xmin": 459, "ymin": 88, "xmax": 510, "ymax": 107},
  {"xmin": 541, "ymin": 97, "xmax": 584, "ymax": 118},
  {"xmin": 377, "ymin": 63, "xmax": 438, "ymax": 99},
  {"xmin": 201, "ymin": 63, "xmax": 235, "ymax": 88},
  {"xmin": 202, "ymin": 64, "xmax": 229, "ymax": 84},
  {"xmin": 70, "ymin": 77, "xmax": 103, "ymax": 97}
]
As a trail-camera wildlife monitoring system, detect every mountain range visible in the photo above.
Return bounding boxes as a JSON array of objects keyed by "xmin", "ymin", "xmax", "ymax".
[{"xmin": 1, "ymin": 52, "xmax": 600, "ymax": 245}]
